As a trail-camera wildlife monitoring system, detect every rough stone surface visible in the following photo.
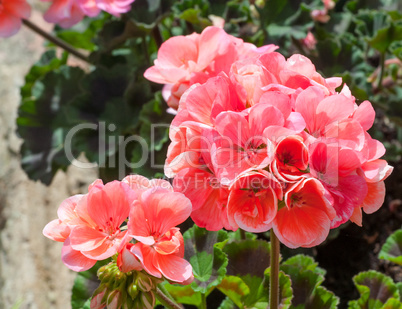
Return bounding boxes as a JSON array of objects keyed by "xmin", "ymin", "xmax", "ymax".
[{"xmin": 0, "ymin": 6, "xmax": 97, "ymax": 309}]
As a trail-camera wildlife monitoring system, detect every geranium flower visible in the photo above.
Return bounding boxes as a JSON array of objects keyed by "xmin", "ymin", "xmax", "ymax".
[
  {"xmin": 227, "ymin": 170, "xmax": 283, "ymax": 232},
  {"xmin": 144, "ymin": 26, "xmax": 277, "ymax": 108},
  {"xmin": 127, "ymin": 187, "xmax": 193, "ymax": 283},
  {"xmin": 42, "ymin": 0, "xmax": 135, "ymax": 27},
  {"xmin": 43, "ymin": 180, "xmax": 137, "ymax": 271},
  {"xmin": 273, "ymin": 178, "xmax": 336, "ymax": 248},
  {"xmin": 0, "ymin": 0, "xmax": 31, "ymax": 38}
]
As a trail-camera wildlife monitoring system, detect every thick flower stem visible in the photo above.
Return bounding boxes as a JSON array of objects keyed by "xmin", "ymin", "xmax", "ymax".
[
  {"xmin": 270, "ymin": 229, "xmax": 280, "ymax": 308},
  {"xmin": 22, "ymin": 19, "xmax": 91, "ymax": 64},
  {"xmin": 200, "ymin": 293, "xmax": 207, "ymax": 309},
  {"xmin": 155, "ymin": 287, "xmax": 184, "ymax": 309}
]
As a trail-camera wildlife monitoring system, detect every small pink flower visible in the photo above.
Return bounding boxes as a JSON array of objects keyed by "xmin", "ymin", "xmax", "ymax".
[
  {"xmin": 42, "ymin": 0, "xmax": 135, "ymax": 28},
  {"xmin": 173, "ymin": 167, "xmax": 232, "ymax": 231},
  {"xmin": 127, "ymin": 187, "xmax": 193, "ymax": 283},
  {"xmin": 96, "ymin": 0, "xmax": 136, "ymax": 16},
  {"xmin": 213, "ymin": 104, "xmax": 284, "ymax": 182},
  {"xmin": 259, "ymin": 53, "xmax": 342, "ymax": 94},
  {"xmin": 323, "ymin": 0, "xmax": 335, "ymax": 10},
  {"xmin": 271, "ymin": 135, "xmax": 309, "ymax": 182},
  {"xmin": 42, "ymin": 0, "xmax": 87, "ymax": 28},
  {"xmin": 311, "ymin": 9, "xmax": 330, "ymax": 23},
  {"xmin": 273, "ymin": 178, "xmax": 335, "ymax": 248},
  {"xmin": 227, "ymin": 170, "xmax": 283, "ymax": 232},
  {"xmin": 301, "ymin": 31, "xmax": 317, "ymax": 51},
  {"xmin": 43, "ymin": 180, "xmax": 137, "ymax": 271},
  {"xmin": 0, "ymin": 0, "xmax": 31, "ymax": 38}
]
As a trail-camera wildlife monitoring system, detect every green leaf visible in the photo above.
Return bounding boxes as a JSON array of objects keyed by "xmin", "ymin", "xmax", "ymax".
[
  {"xmin": 163, "ymin": 282, "xmax": 202, "ymax": 307},
  {"xmin": 379, "ymin": 229, "xmax": 402, "ymax": 265},
  {"xmin": 223, "ymin": 239, "xmax": 271, "ymax": 307},
  {"xmin": 382, "ymin": 298, "xmax": 402, "ymax": 309},
  {"xmin": 129, "ymin": 91, "xmax": 173, "ymax": 178},
  {"xmin": 348, "ymin": 270, "xmax": 400, "ymax": 309},
  {"xmin": 17, "ymin": 65, "xmax": 86, "ymax": 184},
  {"xmin": 226, "ymin": 230, "xmax": 257, "ymax": 243},
  {"xmin": 20, "ymin": 50, "xmax": 68, "ymax": 99},
  {"xmin": 218, "ymin": 297, "xmax": 238, "ymax": 309},
  {"xmin": 263, "ymin": 270, "xmax": 293, "ymax": 309},
  {"xmin": 71, "ymin": 273, "xmax": 94, "ymax": 309},
  {"xmin": 217, "ymin": 276, "xmax": 250, "ymax": 308},
  {"xmin": 71, "ymin": 261, "xmax": 108, "ymax": 309},
  {"xmin": 183, "ymin": 225, "xmax": 229, "ymax": 294},
  {"xmin": 306, "ymin": 286, "xmax": 340, "ymax": 309},
  {"xmin": 281, "ymin": 254, "xmax": 338, "ymax": 309},
  {"xmin": 223, "ymin": 239, "xmax": 271, "ymax": 278},
  {"xmin": 55, "ymin": 15, "xmax": 109, "ymax": 51},
  {"xmin": 282, "ymin": 254, "xmax": 326, "ymax": 277}
]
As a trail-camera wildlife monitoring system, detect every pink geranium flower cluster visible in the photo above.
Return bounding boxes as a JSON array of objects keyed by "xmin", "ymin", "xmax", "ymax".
[
  {"xmin": 0, "ymin": 0, "xmax": 136, "ymax": 38},
  {"xmin": 43, "ymin": 176, "xmax": 193, "ymax": 284},
  {"xmin": 0, "ymin": 0, "xmax": 31, "ymax": 38},
  {"xmin": 145, "ymin": 27, "xmax": 393, "ymax": 248},
  {"xmin": 144, "ymin": 26, "xmax": 278, "ymax": 110},
  {"xmin": 41, "ymin": 0, "xmax": 136, "ymax": 28}
]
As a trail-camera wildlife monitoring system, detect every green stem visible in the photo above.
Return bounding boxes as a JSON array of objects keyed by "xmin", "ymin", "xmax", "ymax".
[
  {"xmin": 200, "ymin": 293, "xmax": 207, "ymax": 309},
  {"xmin": 376, "ymin": 52, "xmax": 386, "ymax": 91},
  {"xmin": 157, "ymin": 283, "xmax": 175, "ymax": 302},
  {"xmin": 240, "ymin": 229, "xmax": 246, "ymax": 240},
  {"xmin": 22, "ymin": 19, "xmax": 91, "ymax": 64},
  {"xmin": 155, "ymin": 287, "xmax": 183, "ymax": 309},
  {"xmin": 270, "ymin": 229, "xmax": 280, "ymax": 309}
]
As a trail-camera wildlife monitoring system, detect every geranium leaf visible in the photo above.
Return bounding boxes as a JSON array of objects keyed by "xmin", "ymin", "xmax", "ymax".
[
  {"xmin": 382, "ymin": 298, "xmax": 402, "ymax": 309},
  {"xmin": 281, "ymin": 254, "xmax": 338, "ymax": 309},
  {"xmin": 162, "ymin": 282, "xmax": 202, "ymax": 307},
  {"xmin": 223, "ymin": 239, "xmax": 271, "ymax": 308},
  {"xmin": 282, "ymin": 254, "xmax": 326, "ymax": 277},
  {"xmin": 183, "ymin": 225, "xmax": 228, "ymax": 294},
  {"xmin": 217, "ymin": 275, "xmax": 250, "ymax": 308},
  {"xmin": 218, "ymin": 297, "xmax": 238, "ymax": 309},
  {"xmin": 379, "ymin": 229, "xmax": 402, "ymax": 265},
  {"xmin": 71, "ymin": 260, "xmax": 108, "ymax": 309},
  {"xmin": 348, "ymin": 270, "xmax": 400, "ymax": 309},
  {"xmin": 263, "ymin": 270, "xmax": 293, "ymax": 309},
  {"xmin": 226, "ymin": 230, "xmax": 257, "ymax": 242},
  {"xmin": 17, "ymin": 65, "xmax": 85, "ymax": 184},
  {"xmin": 306, "ymin": 286, "xmax": 340, "ymax": 309},
  {"xmin": 223, "ymin": 239, "xmax": 271, "ymax": 278}
]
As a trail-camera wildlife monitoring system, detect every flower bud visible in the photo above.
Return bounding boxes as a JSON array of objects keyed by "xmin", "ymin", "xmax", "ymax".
[
  {"xmin": 140, "ymin": 291, "xmax": 155, "ymax": 309},
  {"xmin": 127, "ymin": 282, "xmax": 139, "ymax": 299}
]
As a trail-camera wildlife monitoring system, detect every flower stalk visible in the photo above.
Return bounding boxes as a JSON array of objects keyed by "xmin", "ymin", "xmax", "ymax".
[
  {"xmin": 270, "ymin": 229, "xmax": 280, "ymax": 308},
  {"xmin": 22, "ymin": 19, "xmax": 91, "ymax": 64}
]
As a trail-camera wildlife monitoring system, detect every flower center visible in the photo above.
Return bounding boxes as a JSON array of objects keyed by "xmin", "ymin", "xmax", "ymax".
[{"xmin": 290, "ymin": 194, "xmax": 306, "ymax": 208}]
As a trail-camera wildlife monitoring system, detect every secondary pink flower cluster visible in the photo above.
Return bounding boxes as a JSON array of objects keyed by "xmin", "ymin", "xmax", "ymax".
[
  {"xmin": 0, "ymin": 0, "xmax": 31, "ymax": 38},
  {"xmin": 144, "ymin": 26, "xmax": 278, "ymax": 110},
  {"xmin": 147, "ymin": 27, "xmax": 393, "ymax": 248},
  {"xmin": 41, "ymin": 0, "xmax": 136, "ymax": 28},
  {"xmin": 0, "ymin": 0, "xmax": 136, "ymax": 37},
  {"xmin": 43, "ymin": 176, "xmax": 193, "ymax": 284}
]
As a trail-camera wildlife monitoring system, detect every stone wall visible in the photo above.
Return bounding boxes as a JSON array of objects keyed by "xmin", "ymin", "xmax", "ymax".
[{"xmin": 0, "ymin": 6, "xmax": 97, "ymax": 309}]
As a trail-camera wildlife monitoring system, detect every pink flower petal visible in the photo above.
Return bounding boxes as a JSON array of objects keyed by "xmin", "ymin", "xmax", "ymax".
[
  {"xmin": 69, "ymin": 225, "xmax": 107, "ymax": 251},
  {"xmin": 353, "ymin": 100, "xmax": 375, "ymax": 130},
  {"xmin": 155, "ymin": 253, "xmax": 193, "ymax": 283},
  {"xmin": 61, "ymin": 237, "xmax": 97, "ymax": 272},
  {"xmin": 362, "ymin": 181, "xmax": 385, "ymax": 214},
  {"xmin": 43, "ymin": 219, "xmax": 70, "ymax": 242}
]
